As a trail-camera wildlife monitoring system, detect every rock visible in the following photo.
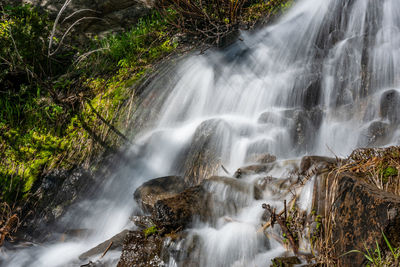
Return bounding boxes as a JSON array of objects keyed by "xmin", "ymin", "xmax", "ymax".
[
  {"xmin": 285, "ymin": 108, "xmax": 323, "ymax": 151},
  {"xmin": 270, "ymin": 256, "xmax": 301, "ymax": 267},
  {"xmin": 247, "ymin": 153, "xmax": 277, "ymax": 164},
  {"xmin": 380, "ymin": 89, "xmax": 400, "ymax": 124},
  {"xmin": 313, "ymin": 173, "xmax": 400, "ymax": 266},
  {"xmin": 204, "ymin": 176, "xmax": 263, "ymax": 201},
  {"xmin": 79, "ymin": 230, "xmax": 129, "ymax": 260},
  {"xmin": 258, "ymin": 111, "xmax": 290, "ymax": 125},
  {"xmin": 255, "ymin": 153, "xmax": 277, "ymax": 164},
  {"xmin": 162, "ymin": 232, "xmax": 201, "ymax": 267},
  {"xmin": 180, "ymin": 119, "xmax": 231, "ymax": 185},
  {"xmin": 299, "ymin": 156, "xmax": 337, "ymax": 175},
  {"xmin": 134, "ymin": 176, "xmax": 188, "ymax": 213},
  {"xmin": 255, "ymin": 176, "xmax": 292, "ymax": 196},
  {"xmin": 358, "ymin": 121, "xmax": 391, "ymax": 147},
  {"xmin": 234, "ymin": 163, "xmax": 275, "ymax": 178},
  {"xmin": 130, "ymin": 215, "xmax": 154, "ymax": 229},
  {"xmin": 117, "ymin": 231, "xmax": 164, "ymax": 267},
  {"xmin": 20, "ymin": 168, "xmax": 95, "ymax": 241},
  {"xmin": 22, "ymin": 0, "xmax": 152, "ymax": 41},
  {"xmin": 152, "ymin": 186, "xmax": 212, "ymax": 231},
  {"xmin": 302, "ymin": 78, "xmax": 321, "ymax": 110}
]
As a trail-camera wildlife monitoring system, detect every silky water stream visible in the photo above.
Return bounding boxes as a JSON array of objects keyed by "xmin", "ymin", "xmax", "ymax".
[{"xmin": 2, "ymin": 0, "xmax": 400, "ymax": 266}]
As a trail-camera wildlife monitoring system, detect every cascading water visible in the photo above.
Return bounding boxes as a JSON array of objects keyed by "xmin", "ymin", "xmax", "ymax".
[{"xmin": 2, "ymin": 0, "xmax": 400, "ymax": 266}]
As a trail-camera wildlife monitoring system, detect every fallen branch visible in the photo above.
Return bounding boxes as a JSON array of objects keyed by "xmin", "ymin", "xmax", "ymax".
[
  {"xmin": 100, "ymin": 241, "xmax": 113, "ymax": 259},
  {"xmin": 262, "ymin": 203, "xmax": 299, "ymax": 254}
]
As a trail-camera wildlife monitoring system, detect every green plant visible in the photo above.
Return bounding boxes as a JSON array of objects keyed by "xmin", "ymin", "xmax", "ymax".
[
  {"xmin": 143, "ymin": 225, "xmax": 158, "ymax": 238},
  {"xmin": 342, "ymin": 232, "xmax": 400, "ymax": 267}
]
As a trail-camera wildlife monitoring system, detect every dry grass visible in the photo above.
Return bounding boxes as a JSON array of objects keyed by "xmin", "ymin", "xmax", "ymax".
[
  {"xmin": 0, "ymin": 202, "xmax": 19, "ymax": 246},
  {"xmin": 312, "ymin": 146, "xmax": 400, "ymax": 266},
  {"xmin": 340, "ymin": 146, "xmax": 400, "ymax": 195}
]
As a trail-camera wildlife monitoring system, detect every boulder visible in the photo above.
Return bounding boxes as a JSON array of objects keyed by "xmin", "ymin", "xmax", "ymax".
[
  {"xmin": 271, "ymin": 256, "xmax": 301, "ymax": 267},
  {"xmin": 254, "ymin": 153, "xmax": 277, "ymax": 164},
  {"xmin": 257, "ymin": 112, "xmax": 291, "ymax": 125},
  {"xmin": 134, "ymin": 176, "xmax": 188, "ymax": 213},
  {"xmin": 130, "ymin": 215, "xmax": 154, "ymax": 229},
  {"xmin": 204, "ymin": 176, "xmax": 263, "ymax": 201},
  {"xmin": 285, "ymin": 108, "xmax": 323, "ymax": 151},
  {"xmin": 79, "ymin": 230, "xmax": 129, "ymax": 260},
  {"xmin": 358, "ymin": 121, "xmax": 391, "ymax": 147},
  {"xmin": 234, "ymin": 163, "xmax": 275, "ymax": 178},
  {"xmin": 180, "ymin": 119, "xmax": 231, "ymax": 185},
  {"xmin": 117, "ymin": 231, "xmax": 164, "ymax": 267},
  {"xmin": 299, "ymin": 156, "xmax": 337, "ymax": 175},
  {"xmin": 20, "ymin": 168, "xmax": 95, "ymax": 241},
  {"xmin": 21, "ymin": 0, "xmax": 152, "ymax": 40},
  {"xmin": 152, "ymin": 186, "xmax": 212, "ymax": 231},
  {"xmin": 380, "ymin": 89, "xmax": 400, "ymax": 124},
  {"xmin": 313, "ymin": 173, "xmax": 400, "ymax": 266}
]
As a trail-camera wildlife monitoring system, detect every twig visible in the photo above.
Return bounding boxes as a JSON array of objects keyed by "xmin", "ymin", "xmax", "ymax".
[{"xmin": 100, "ymin": 241, "xmax": 113, "ymax": 259}]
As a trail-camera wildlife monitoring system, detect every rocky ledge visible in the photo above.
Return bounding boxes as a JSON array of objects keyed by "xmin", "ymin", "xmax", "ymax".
[{"xmin": 114, "ymin": 147, "xmax": 400, "ymax": 266}]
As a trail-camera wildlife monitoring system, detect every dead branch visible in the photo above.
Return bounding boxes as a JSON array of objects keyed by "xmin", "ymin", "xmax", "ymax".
[{"xmin": 262, "ymin": 203, "xmax": 299, "ymax": 254}]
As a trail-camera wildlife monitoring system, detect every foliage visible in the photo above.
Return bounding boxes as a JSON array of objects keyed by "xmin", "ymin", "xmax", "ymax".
[
  {"xmin": 143, "ymin": 225, "xmax": 158, "ymax": 238},
  {"xmin": 156, "ymin": 0, "xmax": 292, "ymax": 45},
  {"xmin": 0, "ymin": 6, "xmax": 178, "ymax": 204},
  {"xmin": 242, "ymin": 0, "xmax": 293, "ymax": 24},
  {"xmin": 76, "ymin": 11, "xmax": 176, "ymax": 76},
  {"xmin": 343, "ymin": 232, "xmax": 400, "ymax": 267},
  {"xmin": 0, "ymin": 0, "xmax": 291, "ymax": 206}
]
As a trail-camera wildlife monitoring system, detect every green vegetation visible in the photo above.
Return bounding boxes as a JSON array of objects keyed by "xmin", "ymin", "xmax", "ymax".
[
  {"xmin": 143, "ymin": 225, "xmax": 158, "ymax": 238},
  {"xmin": 343, "ymin": 232, "xmax": 400, "ymax": 267},
  {"xmin": 0, "ymin": 5, "xmax": 178, "ymax": 204},
  {"xmin": 0, "ymin": 1, "xmax": 292, "ymax": 206},
  {"xmin": 344, "ymin": 146, "xmax": 400, "ymax": 195},
  {"xmin": 157, "ymin": 0, "xmax": 292, "ymax": 45}
]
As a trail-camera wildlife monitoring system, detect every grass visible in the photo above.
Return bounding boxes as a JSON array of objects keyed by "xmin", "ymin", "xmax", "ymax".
[
  {"xmin": 0, "ymin": 8, "xmax": 179, "ymax": 205},
  {"xmin": 342, "ymin": 232, "xmax": 400, "ymax": 267},
  {"xmin": 339, "ymin": 146, "xmax": 400, "ymax": 195}
]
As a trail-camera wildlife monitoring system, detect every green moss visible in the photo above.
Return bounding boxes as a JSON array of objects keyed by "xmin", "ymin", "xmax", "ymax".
[
  {"xmin": 381, "ymin": 166, "xmax": 398, "ymax": 184},
  {"xmin": 0, "ymin": 9, "xmax": 180, "ymax": 205},
  {"xmin": 143, "ymin": 226, "xmax": 158, "ymax": 238}
]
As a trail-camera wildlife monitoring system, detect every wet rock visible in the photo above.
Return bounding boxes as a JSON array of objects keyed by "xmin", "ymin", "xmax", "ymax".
[
  {"xmin": 302, "ymin": 78, "xmax": 321, "ymax": 110},
  {"xmin": 134, "ymin": 176, "xmax": 188, "ymax": 213},
  {"xmin": 270, "ymin": 256, "xmax": 301, "ymax": 267},
  {"xmin": 380, "ymin": 89, "xmax": 400, "ymax": 124},
  {"xmin": 258, "ymin": 112, "xmax": 291, "ymax": 125},
  {"xmin": 152, "ymin": 186, "xmax": 212, "ymax": 231},
  {"xmin": 314, "ymin": 173, "xmax": 400, "ymax": 266},
  {"xmin": 79, "ymin": 230, "xmax": 129, "ymax": 260},
  {"xmin": 299, "ymin": 156, "xmax": 337, "ymax": 175},
  {"xmin": 23, "ymin": 0, "xmax": 151, "ymax": 40},
  {"xmin": 180, "ymin": 119, "xmax": 231, "ymax": 185},
  {"xmin": 253, "ymin": 153, "xmax": 277, "ymax": 164},
  {"xmin": 358, "ymin": 121, "xmax": 391, "ymax": 147},
  {"xmin": 163, "ymin": 232, "xmax": 201, "ymax": 267},
  {"xmin": 285, "ymin": 108, "xmax": 323, "ymax": 151},
  {"xmin": 204, "ymin": 176, "xmax": 263, "ymax": 200},
  {"xmin": 130, "ymin": 215, "xmax": 154, "ymax": 229},
  {"xmin": 234, "ymin": 163, "xmax": 275, "ymax": 178},
  {"xmin": 20, "ymin": 168, "xmax": 95, "ymax": 241},
  {"xmin": 256, "ymin": 176, "xmax": 292, "ymax": 196},
  {"xmin": 117, "ymin": 231, "xmax": 164, "ymax": 267}
]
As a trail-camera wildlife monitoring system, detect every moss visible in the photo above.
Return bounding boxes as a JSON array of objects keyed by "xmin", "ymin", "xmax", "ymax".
[
  {"xmin": 0, "ymin": 10, "xmax": 179, "ymax": 205},
  {"xmin": 143, "ymin": 225, "xmax": 158, "ymax": 238}
]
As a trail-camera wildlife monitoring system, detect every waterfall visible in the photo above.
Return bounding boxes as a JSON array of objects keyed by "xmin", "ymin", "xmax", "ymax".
[{"xmin": 2, "ymin": 0, "xmax": 400, "ymax": 266}]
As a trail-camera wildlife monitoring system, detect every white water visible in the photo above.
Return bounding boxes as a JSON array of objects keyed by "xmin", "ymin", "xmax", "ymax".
[{"xmin": 2, "ymin": 0, "xmax": 400, "ymax": 266}]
